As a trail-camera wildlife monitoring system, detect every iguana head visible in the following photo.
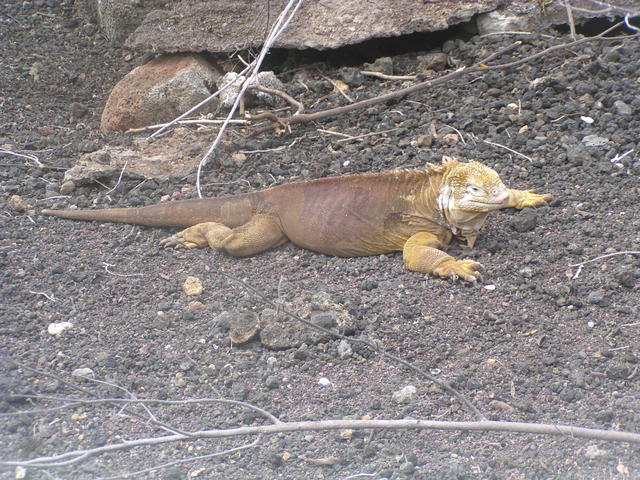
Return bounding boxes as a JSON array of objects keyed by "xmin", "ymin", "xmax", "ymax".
[
  {"xmin": 438, "ymin": 156, "xmax": 509, "ymax": 214},
  {"xmin": 429, "ymin": 157, "xmax": 511, "ymax": 247}
]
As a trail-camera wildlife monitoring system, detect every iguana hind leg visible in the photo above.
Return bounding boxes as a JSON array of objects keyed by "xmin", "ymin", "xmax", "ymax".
[
  {"xmin": 403, "ymin": 232, "xmax": 482, "ymax": 283},
  {"xmin": 160, "ymin": 222, "xmax": 233, "ymax": 249},
  {"xmin": 160, "ymin": 214, "xmax": 287, "ymax": 256}
]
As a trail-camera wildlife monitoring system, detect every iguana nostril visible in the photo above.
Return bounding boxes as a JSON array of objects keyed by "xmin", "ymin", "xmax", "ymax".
[{"xmin": 494, "ymin": 189, "xmax": 508, "ymax": 201}]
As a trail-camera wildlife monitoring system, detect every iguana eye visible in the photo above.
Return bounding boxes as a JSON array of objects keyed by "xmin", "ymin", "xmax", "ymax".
[{"xmin": 468, "ymin": 185, "xmax": 484, "ymax": 195}]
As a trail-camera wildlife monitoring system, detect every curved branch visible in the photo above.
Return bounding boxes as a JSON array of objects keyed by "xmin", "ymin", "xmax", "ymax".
[
  {"xmin": 252, "ymin": 22, "xmax": 637, "ymax": 134},
  {"xmin": 3, "ymin": 418, "xmax": 639, "ymax": 468}
]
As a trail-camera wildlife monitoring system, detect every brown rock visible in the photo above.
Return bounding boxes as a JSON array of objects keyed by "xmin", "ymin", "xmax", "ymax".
[
  {"xmin": 259, "ymin": 292, "xmax": 356, "ymax": 350},
  {"xmin": 100, "ymin": 53, "xmax": 221, "ymax": 132},
  {"xmin": 82, "ymin": 0, "xmax": 502, "ymax": 52},
  {"xmin": 37, "ymin": 126, "xmax": 55, "ymax": 136},
  {"xmin": 182, "ymin": 276, "xmax": 203, "ymax": 296},
  {"xmin": 229, "ymin": 312, "xmax": 261, "ymax": 345},
  {"xmin": 188, "ymin": 301, "xmax": 206, "ymax": 311},
  {"xmin": 417, "ymin": 52, "xmax": 448, "ymax": 73},
  {"xmin": 8, "ymin": 195, "xmax": 29, "ymax": 212},
  {"xmin": 488, "ymin": 399, "xmax": 516, "ymax": 413},
  {"xmin": 61, "ymin": 128, "xmax": 212, "ymax": 184}
]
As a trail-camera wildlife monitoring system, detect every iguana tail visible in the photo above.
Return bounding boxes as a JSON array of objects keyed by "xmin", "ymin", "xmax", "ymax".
[{"xmin": 42, "ymin": 194, "xmax": 257, "ymax": 228}]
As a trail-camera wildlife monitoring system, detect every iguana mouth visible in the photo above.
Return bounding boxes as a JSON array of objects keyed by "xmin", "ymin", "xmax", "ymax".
[
  {"xmin": 471, "ymin": 200, "xmax": 506, "ymax": 206},
  {"xmin": 464, "ymin": 200, "xmax": 506, "ymax": 209}
]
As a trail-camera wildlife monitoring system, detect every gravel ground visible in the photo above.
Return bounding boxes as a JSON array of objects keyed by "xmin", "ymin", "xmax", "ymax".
[{"xmin": 1, "ymin": 2, "xmax": 640, "ymax": 480}]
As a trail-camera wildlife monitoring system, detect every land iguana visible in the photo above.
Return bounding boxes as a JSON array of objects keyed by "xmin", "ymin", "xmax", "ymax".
[{"xmin": 42, "ymin": 156, "xmax": 551, "ymax": 282}]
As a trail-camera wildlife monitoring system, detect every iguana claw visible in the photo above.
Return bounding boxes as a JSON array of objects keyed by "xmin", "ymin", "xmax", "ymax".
[
  {"xmin": 514, "ymin": 190, "xmax": 552, "ymax": 209},
  {"xmin": 159, "ymin": 234, "xmax": 190, "ymax": 249},
  {"xmin": 433, "ymin": 258, "xmax": 483, "ymax": 283}
]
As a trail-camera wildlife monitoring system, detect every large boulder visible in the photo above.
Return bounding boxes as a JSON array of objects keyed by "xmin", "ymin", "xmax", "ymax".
[
  {"xmin": 79, "ymin": 0, "xmax": 502, "ymax": 51},
  {"xmin": 100, "ymin": 53, "xmax": 221, "ymax": 132},
  {"xmin": 77, "ymin": 0, "xmax": 640, "ymax": 52}
]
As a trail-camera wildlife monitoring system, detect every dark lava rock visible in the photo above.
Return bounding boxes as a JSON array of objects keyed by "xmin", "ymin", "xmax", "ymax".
[
  {"xmin": 587, "ymin": 290, "xmax": 605, "ymax": 305},
  {"xmin": 606, "ymin": 365, "xmax": 631, "ymax": 380},
  {"xmin": 614, "ymin": 266, "xmax": 637, "ymax": 288},
  {"xmin": 340, "ymin": 67, "xmax": 364, "ymax": 87},
  {"xmin": 511, "ymin": 212, "xmax": 537, "ymax": 232}
]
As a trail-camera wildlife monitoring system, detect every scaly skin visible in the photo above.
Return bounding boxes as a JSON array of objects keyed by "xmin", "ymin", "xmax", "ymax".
[{"xmin": 42, "ymin": 156, "xmax": 551, "ymax": 282}]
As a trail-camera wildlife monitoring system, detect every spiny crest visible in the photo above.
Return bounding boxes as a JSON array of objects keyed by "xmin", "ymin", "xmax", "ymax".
[{"xmin": 425, "ymin": 155, "xmax": 459, "ymax": 176}]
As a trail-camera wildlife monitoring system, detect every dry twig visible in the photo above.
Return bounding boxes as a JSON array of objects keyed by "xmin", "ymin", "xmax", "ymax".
[
  {"xmin": 0, "ymin": 147, "xmax": 43, "ymax": 166},
  {"xmin": 250, "ymin": 84, "xmax": 305, "ymax": 114},
  {"xmin": 361, "ymin": 71, "xmax": 417, "ymax": 81},
  {"xmin": 250, "ymin": 22, "xmax": 637, "ymax": 136},
  {"xmin": 482, "ymin": 139, "xmax": 534, "ymax": 162},
  {"xmin": 3, "ymin": 418, "xmax": 639, "ymax": 469},
  {"xmin": 127, "ymin": 119, "xmax": 248, "ymax": 133},
  {"xmin": 193, "ymin": 0, "xmax": 304, "ymax": 197},
  {"xmin": 569, "ymin": 251, "xmax": 640, "ymax": 279}
]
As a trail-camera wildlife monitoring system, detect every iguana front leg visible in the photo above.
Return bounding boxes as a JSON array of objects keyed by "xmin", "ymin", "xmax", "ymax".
[
  {"xmin": 403, "ymin": 232, "xmax": 482, "ymax": 283},
  {"xmin": 506, "ymin": 189, "xmax": 552, "ymax": 209},
  {"xmin": 160, "ymin": 214, "xmax": 287, "ymax": 256}
]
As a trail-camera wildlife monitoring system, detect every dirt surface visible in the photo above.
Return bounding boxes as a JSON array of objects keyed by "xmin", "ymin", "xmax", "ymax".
[{"xmin": 2, "ymin": 2, "xmax": 640, "ymax": 480}]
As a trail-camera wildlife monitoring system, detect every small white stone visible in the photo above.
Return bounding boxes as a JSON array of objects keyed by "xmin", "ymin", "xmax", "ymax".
[
  {"xmin": 392, "ymin": 385, "xmax": 417, "ymax": 404},
  {"xmin": 337, "ymin": 339, "xmax": 353, "ymax": 359},
  {"xmin": 71, "ymin": 367, "xmax": 94, "ymax": 378},
  {"xmin": 47, "ymin": 321, "xmax": 73, "ymax": 336},
  {"xmin": 584, "ymin": 444, "xmax": 607, "ymax": 459},
  {"xmin": 190, "ymin": 467, "xmax": 206, "ymax": 477},
  {"xmin": 580, "ymin": 116, "xmax": 594, "ymax": 124},
  {"xmin": 483, "ymin": 284, "xmax": 496, "ymax": 291},
  {"xmin": 318, "ymin": 377, "xmax": 331, "ymax": 386}
]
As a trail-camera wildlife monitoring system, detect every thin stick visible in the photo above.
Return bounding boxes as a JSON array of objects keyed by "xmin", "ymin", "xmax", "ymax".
[
  {"xmin": 6, "ymin": 395, "xmax": 282, "ymax": 425},
  {"xmin": 479, "ymin": 31, "xmax": 559, "ymax": 39},
  {"xmin": 0, "ymin": 147, "xmax": 43, "ymax": 166},
  {"xmin": 625, "ymin": 14, "xmax": 640, "ymax": 32},
  {"xmin": 2, "ymin": 355, "xmax": 95, "ymax": 397},
  {"xmin": 569, "ymin": 251, "xmax": 640, "ymax": 267},
  {"xmin": 4, "ymin": 418, "xmax": 639, "ymax": 468},
  {"xmin": 195, "ymin": 0, "xmax": 305, "ymax": 197},
  {"xmin": 28, "ymin": 290, "xmax": 56, "ymax": 302},
  {"xmin": 443, "ymin": 124, "xmax": 467, "ymax": 145},
  {"xmin": 565, "ymin": 0, "xmax": 577, "ymax": 41},
  {"xmin": 482, "ymin": 139, "xmax": 534, "ymax": 162},
  {"xmin": 335, "ymin": 127, "xmax": 402, "ymax": 143},
  {"xmin": 96, "ymin": 438, "xmax": 260, "ymax": 480},
  {"xmin": 127, "ymin": 119, "xmax": 248, "ymax": 133},
  {"xmin": 251, "ymin": 84, "xmax": 304, "ymax": 114},
  {"xmin": 103, "ymin": 160, "xmax": 128, "ymax": 195},
  {"xmin": 239, "ymin": 138, "xmax": 298, "ymax": 154},
  {"xmin": 580, "ymin": 0, "xmax": 639, "ymax": 15},
  {"xmin": 317, "ymin": 128, "xmax": 354, "ymax": 139},
  {"xmin": 102, "ymin": 262, "xmax": 144, "ymax": 277},
  {"xmin": 252, "ymin": 22, "xmax": 637, "ymax": 136},
  {"xmin": 329, "ymin": 78, "xmax": 354, "ymax": 103},
  {"xmin": 361, "ymin": 71, "xmax": 417, "ymax": 81}
]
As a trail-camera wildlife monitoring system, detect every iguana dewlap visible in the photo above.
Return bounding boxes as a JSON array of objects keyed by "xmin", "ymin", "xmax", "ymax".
[{"xmin": 42, "ymin": 156, "xmax": 551, "ymax": 282}]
